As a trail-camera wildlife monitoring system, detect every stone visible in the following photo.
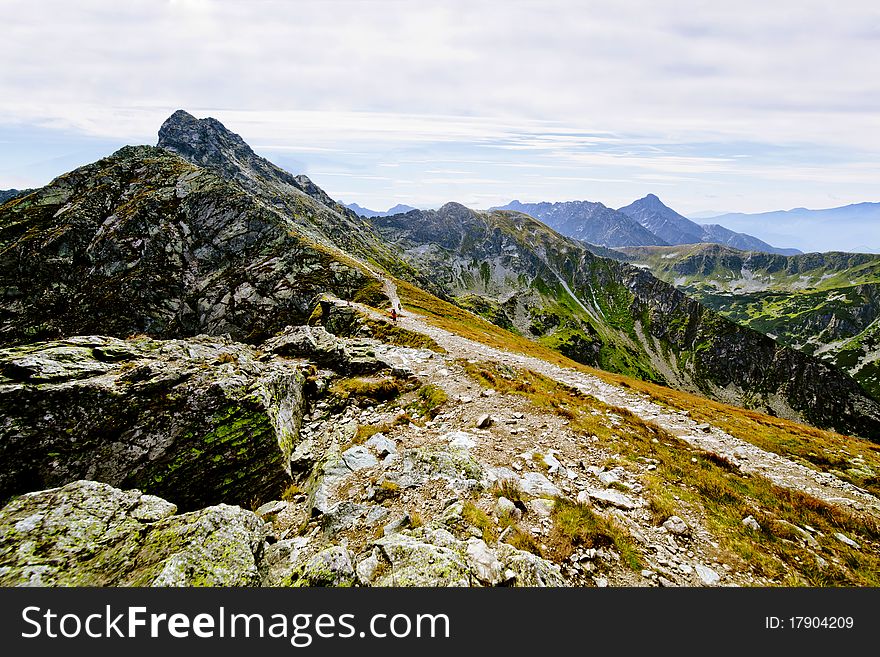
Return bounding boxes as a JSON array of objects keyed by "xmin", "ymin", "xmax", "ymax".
[
  {"xmin": 341, "ymin": 445, "xmax": 379, "ymax": 471},
  {"xmin": 446, "ymin": 431, "xmax": 477, "ymax": 450},
  {"xmin": 589, "ymin": 489, "xmax": 637, "ymax": 511},
  {"xmin": 466, "ymin": 539, "xmax": 503, "ymax": 585},
  {"xmin": 0, "ymin": 480, "xmax": 266, "ymax": 586},
  {"xmin": 576, "ymin": 490, "xmax": 591, "ymax": 504},
  {"xmin": 383, "ymin": 513, "xmax": 411, "ymax": 536},
  {"xmin": 495, "ymin": 496, "xmax": 519, "ymax": 519},
  {"xmin": 300, "ymin": 546, "xmax": 357, "ymax": 587},
  {"xmin": 372, "ymin": 533, "xmax": 471, "ymax": 587},
  {"xmin": 593, "ymin": 577, "xmax": 608, "ymax": 587},
  {"xmin": 256, "ymin": 500, "xmax": 288, "ymax": 519},
  {"xmin": 741, "ymin": 515, "xmax": 761, "ymax": 531},
  {"xmin": 658, "ymin": 576, "xmax": 676, "ymax": 587},
  {"xmin": 519, "ymin": 472, "xmax": 561, "ymax": 498},
  {"xmin": 662, "ymin": 516, "xmax": 689, "ymax": 536},
  {"xmin": 495, "ymin": 543, "xmax": 565, "ymax": 587},
  {"xmin": 356, "ymin": 551, "xmax": 381, "ymax": 585},
  {"xmin": 528, "ymin": 498, "xmax": 555, "ymax": 518},
  {"xmin": 475, "ymin": 414, "xmax": 493, "ymax": 429},
  {"xmin": 0, "ymin": 336, "xmax": 307, "ymax": 511},
  {"xmin": 834, "ymin": 532, "xmax": 861, "ymax": 549},
  {"xmin": 694, "ymin": 564, "xmax": 721, "ymax": 586},
  {"xmin": 364, "ymin": 433, "xmax": 397, "ymax": 457}
]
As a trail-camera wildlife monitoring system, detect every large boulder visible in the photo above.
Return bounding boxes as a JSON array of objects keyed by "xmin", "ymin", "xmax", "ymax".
[
  {"xmin": 0, "ymin": 335, "xmax": 305, "ymax": 510},
  {"xmin": 0, "ymin": 480, "xmax": 266, "ymax": 586}
]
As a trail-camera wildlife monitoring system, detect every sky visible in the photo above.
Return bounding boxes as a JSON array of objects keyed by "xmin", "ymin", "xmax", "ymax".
[{"xmin": 1, "ymin": 0, "xmax": 879, "ymax": 251}]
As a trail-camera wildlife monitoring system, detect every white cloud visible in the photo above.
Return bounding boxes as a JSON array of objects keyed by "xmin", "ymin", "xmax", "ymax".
[{"xmin": 1, "ymin": 0, "xmax": 879, "ymax": 249}]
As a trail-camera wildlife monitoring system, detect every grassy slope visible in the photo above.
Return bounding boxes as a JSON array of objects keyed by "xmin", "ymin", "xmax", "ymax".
[{"xmin": 397, "ymin": 277, "xmax": 880, "ymax": 496}]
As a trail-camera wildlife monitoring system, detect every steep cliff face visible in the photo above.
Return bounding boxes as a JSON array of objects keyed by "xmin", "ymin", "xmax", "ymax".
[
  {"xmin": 0, "ymin": 146, "xmax": 380, "ymax": 344},
  {"xmin": 372, "ymin": 204, "xmax": 880, "ymax": 438},
  {"xmin": 0, "ymin": 335, "xmax": 306, "ymax": 510}
]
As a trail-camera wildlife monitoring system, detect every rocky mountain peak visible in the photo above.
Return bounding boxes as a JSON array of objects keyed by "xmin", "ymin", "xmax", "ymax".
[{"xmin": 158, "ymin": 109, "xmax": 255, "ymax": 174}]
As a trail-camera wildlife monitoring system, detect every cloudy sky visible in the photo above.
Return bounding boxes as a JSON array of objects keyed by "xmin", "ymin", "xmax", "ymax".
[{"xmin": 1, "ymin": 0, "xmax": 878, "ymax": 250}]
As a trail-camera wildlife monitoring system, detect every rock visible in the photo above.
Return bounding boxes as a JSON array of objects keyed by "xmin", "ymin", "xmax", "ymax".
[
  {"xmin": 0, "ymin": 336, "xmax": 307, "ymax": 511},
  {"xmin": 372, "ymin": 532, "xmax": 471, "ymax": 587},
  {"xmin": 528, "ymin": 498, "xmax": 555, "ymax": 518},
  {"xmin": 519, "ymin": 472, "xmax": 561, "ymax": 498},
  {"xmin": 389, "ymin": 446, "xmax": 483, "ymax": 493},
  {"xmin": 662, "ymin": 516, "xmax": 689, "ymax": 536},
  {"xmin": 694, "ymin": 564, "xmax": 721, "ymax": 586},
  {"xmin": 495, "ymin": 543, "xmax": 564, "ymax": 587},
  {"xmin": 495, "ymin": 496, "xmax": 520, "ymax": 519},
  {"xmin": 341, "ymin": 445, "xmax": 379, "ymax": 471},
  {"xmin": 466, "ymin": 539, "xmax": 503, "ymax": 585},
  {"xmin": 446, "ymin": 431, "xmax": 477, "ymax": 450},
  {"xmin": 256, "ymin": 500, "xmax": 288, "ymax": 519},
  {"xmin": 131, "ymin": 495, "xmax": 178, "ymax": 522},
  {"xmin": 475, "ymin": 414, "xmax": 493, "ymax": 429},
  {"xmin": 0, "ymin": 480, "xmax": 266, "ymax": 586},
  {"xmin": 641, "ymin": 569, "xmax": 655, "ymax": 578},
  {"xmin": 355, "ymin": 550, "xmax": 381, "ymax": 585},
  {"xmin": 261, "ymin": 537, "xmax": 309, "ymax": 586},
  {"xmin": 598, "ymin": 470, "xmax": 620, "ymax": 486},
  {"xmin": 695, "ymin": 423, "xmax": 711, "ymax": 433},
  {"xmin": 589, "ymin": 489, "xmax": 637, "ymax": 511},
  {"xmin": 364, "ymin": 433, "xmax": 397, "ymax": 457},
  {"xmin": 320, "ymin": 501, "xmax": 370, "ymax": 536},
  {"xmin": 383, "ymin": 513, "xmax": 411, "ymax": 536},
  {"xmin": 300, "ymin": 546, "xmax": 357, "ymax": 586},
  {"xmin": 593, "ymin": 577, "xmax": 608, "ymax": 587},
  {"xmin": 576, "ymin": 490, "xmax": 591, "ymax": 504},
  {"xmin": 742, "ymin": 515, "xmax": 761, "ymax": 531},
  {"xmin": 658, "ymin": 576, "xmax": 676, "ymax": 587},
  {"xmin": 834, "ymin": 532, "xmax": 861, "ymax": 549}
]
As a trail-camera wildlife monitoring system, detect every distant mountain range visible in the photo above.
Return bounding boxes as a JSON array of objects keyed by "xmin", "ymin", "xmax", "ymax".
[
  {"xmin": 494, "ymin": 195, "xmax": 799, "ymax": 255},
  {"xmin": 346, "ymin": 202, "xmax": 417, "ymax": 218},
  {"xmin": 694, "ymin": 203, "xmax": 880, "ymax": 254}
]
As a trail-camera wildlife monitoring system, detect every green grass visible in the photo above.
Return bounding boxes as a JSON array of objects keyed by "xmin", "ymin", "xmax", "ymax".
[
  {"xmin": 408, "ymin": 384, "xmax": 449, "ymax": 420},
  {"xmin": 462, "ymin": 501, "xmax": 496, "ymax": 543},
  {"xmin": 462, "ymin": 359, "xmax": 880, "ymax": 585},
  {"xmin": 330, "ymin": 376, "xmax": 409, "ymax": 403},
  {"xmin": 548, "ymin": 498, "xmax": 641, "ymax": 570}
]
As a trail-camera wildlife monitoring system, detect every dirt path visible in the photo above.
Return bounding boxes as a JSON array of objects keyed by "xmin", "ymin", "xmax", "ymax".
[{"xmin": 361, "ymin": 277, "xmax": 880, "ymax": 516}]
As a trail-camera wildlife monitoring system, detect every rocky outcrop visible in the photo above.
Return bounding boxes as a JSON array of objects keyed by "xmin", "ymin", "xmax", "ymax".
[
  {"xmin": 0, "ymin": 335, "xmax": 306, "ymax": 510},
  {"xmin": 0, "ymin": 480, "xmax": 266, "ymax": 586}
]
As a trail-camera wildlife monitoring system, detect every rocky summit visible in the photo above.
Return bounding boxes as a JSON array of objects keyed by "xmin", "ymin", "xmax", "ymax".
[{"xmin": 1, "ymin": 111, "xmax": 879, "ymax": 588}]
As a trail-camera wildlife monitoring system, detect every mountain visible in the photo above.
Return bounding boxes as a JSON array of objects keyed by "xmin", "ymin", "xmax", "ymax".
[
  {"xmin": 3, "ymin": 111, "xmax": 880, "ymax": 590},
  {"xmin": 371, "ymin": 203, "xmax": 880, "ymax": 437},
  {"xmin": 621, "ymin": 243, "xmax": 880, "ymax": 399},
  {"xmin": 703, "ymin": 202, "xmax": 880, "ymax": 254},
  {"xmin": 346, "ymin": 202, "xmax": 417, "ymax": 218},
  {"xmin": 0, "ymin": 189, "xmax": 32, "ymax": 204},
  {"xmin": 493, "ymin": 200, "xmax": 664, "ymax": 247},
  {"xmin": 619, "ymin": 194, "xmax": 800, "ymax": 255}
]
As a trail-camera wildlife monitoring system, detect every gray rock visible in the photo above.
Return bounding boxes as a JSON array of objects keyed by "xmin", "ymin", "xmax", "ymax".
[
  {"xmin": 519, "ymin": 472, "xmax": 561, "ymax": 498},
  {"xmin": 373, "ymin": 533, "xmax": 471, "ymax": 587},
  {"xmin": 694, "ymin": 564, "xmax": 721, "ymax": 586},
  {"xmin": 446, "ymin": 431, "xmax": 477, "ymax": 450},
  {"xmin": 364, "ymin": 433, "xmax": 396, "ymax": 457},
  {"xmin": 741, "ymin": 515, "xmax": 761, "ymax": 531},
  {"xmin": 466, "ymin": 539, "xmax": 503, "ymax": 585},
  {"xmin": 589, "ymin": 489, "xmax": 637, "ymax": 511},
  {"xmin": 301, "ymin": 546, "xmax": 357, "ymax": 587},
  {"xmin": 495, "ymin": 496, "xmax": 519, "ymax": 519},
  {"xmin": 341, "ymin": 445, "xmax": 379, "ymax": 471},
  {"xmin": 475, "ymin": 414, "xmax": 493, "ymax": 429},
  {"xmin": 383, "ymin": 513, "xmax": 411, "ymax": 536},
  {"xmin": 834, "ymin": 532, "xmax": 861, "ymax": 549},
  {"xmin": 356, "ymin": 551, "xmax": 381, "ymax": 585},
  {"xmin": 0, "ymin": 480, "xmax": 265, "ymax": 586},
  {"xmin": 256, "ymin": 500, "xmax": 288, "ymax": 519},
  {"xmin": 528, "ymin": 498, "xmax": 555, "ymax": 518},
  {"xmin": 662, "ymin": 516, "xmax": 689, "ymax": 536}
]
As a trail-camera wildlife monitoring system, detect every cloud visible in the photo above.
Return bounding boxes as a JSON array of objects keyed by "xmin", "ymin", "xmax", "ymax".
[{"xmin": 1, "ymin": 0, "xmax": 879, "ymax": 251}]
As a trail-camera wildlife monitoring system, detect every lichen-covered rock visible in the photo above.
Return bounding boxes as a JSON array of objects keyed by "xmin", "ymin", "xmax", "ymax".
[
  {"xmin": 0, "ymin": 335, "xmax": 306, "ymax": 510},
  {"xmin": 372, "ymin": 531, "xmax": 471, "ymax": 587},
  {"xmin": 0, "ymin": 480, "xmax": 266, "ymax": 586},
  {"xmin": 261, "ymin": 542, "xmax": 356, "ymax": 587}
]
